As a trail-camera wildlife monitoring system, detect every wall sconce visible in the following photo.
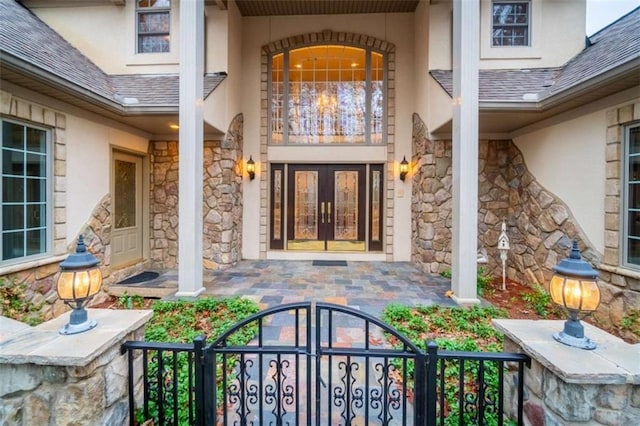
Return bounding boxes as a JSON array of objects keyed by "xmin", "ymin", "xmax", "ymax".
[
  {"xmin": 549, "ymin": 240, "xmax": 600, "ymax": 350},
  {"xmin": 56, "ymin": 235, "xmax": 103, "ymax": 335},
  {"xmin": 399, "ymin": 156, "xmax": 409, "ymax": 182},
  {"xmin": 247, "ymin": 156, "xmax": 255, "ymax": 180}
]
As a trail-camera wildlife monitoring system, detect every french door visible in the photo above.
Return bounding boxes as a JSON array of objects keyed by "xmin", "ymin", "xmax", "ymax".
[{"xmin": 270, "ymin": 164, "xmax": 383, "ymax": 252}]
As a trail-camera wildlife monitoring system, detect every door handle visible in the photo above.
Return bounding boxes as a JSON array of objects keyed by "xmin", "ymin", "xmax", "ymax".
[
  {"xmin": 321, "ymin": 202, "xmax": 325, "ymax": 223},
  {"xmin": 327, "ymin": 202, "xmax": 331, "ymax": 223}
]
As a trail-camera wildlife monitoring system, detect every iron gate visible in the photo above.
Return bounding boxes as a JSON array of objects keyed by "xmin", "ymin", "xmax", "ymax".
[
  {"xmin": 198, "ymin": 302, "xmax": 426, "ymax": 425},
  {"xmin": 122, "ymin": 302, "xmax": 531, "ymax": 425}
]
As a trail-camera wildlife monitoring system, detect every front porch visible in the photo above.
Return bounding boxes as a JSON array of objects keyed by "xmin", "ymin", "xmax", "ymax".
[{"xmin": 108, "ymin": 260, "xmax": 456, "ymax": 315}]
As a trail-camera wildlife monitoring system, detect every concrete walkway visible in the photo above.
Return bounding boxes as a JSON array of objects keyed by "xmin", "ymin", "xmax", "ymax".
[{"xmin": 113, "ymin": 260, "xmax": 457, "ymax": 315}]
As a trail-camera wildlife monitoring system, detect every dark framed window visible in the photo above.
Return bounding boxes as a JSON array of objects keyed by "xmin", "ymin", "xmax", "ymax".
[
  {"xmin": 269, "ymin": 45, "xmax": 386, "ymax": 145},
  {"xmin": 137, "ymin": 0, "xmax": 171, "ymax": 53},
  {"xmin": 492, "ymin": 1, "xmax": 530, "ymax": 46},
  {"xmin": 1, "ymin": 120, "xmax": 51, "ymax": 264},
  {"xmin": 624, "ymin": 123, "xmax": 640, "ymax": 267}
]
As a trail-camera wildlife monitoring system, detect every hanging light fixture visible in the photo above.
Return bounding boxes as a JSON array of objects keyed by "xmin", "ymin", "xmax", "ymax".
[
  {"xmin": 56, "ymin": 235, "xmax": 103, "ymax": 335},
  {"xmin": 549, "ymin": 240, "xmax": 600, "ymax": 350},
  {"xmin": 399, "ymin": 156, "xmax": 409, "ymax": 181}
]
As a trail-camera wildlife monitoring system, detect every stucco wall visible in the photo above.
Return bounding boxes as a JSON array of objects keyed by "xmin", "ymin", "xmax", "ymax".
[
  {"xmin": 427, "ymin": 0, "xmax": 586, "ymax": 71},
  {"xmin": 65, "ymin": 115, "xmax": 149, "ymax": 243},
  {"xmin": 31, "ymin": 2, "xmax": 180, "ymax": 74},
  {"xmin": 513, "ymin": 110, "xmax": 606, "ymax": 253}
]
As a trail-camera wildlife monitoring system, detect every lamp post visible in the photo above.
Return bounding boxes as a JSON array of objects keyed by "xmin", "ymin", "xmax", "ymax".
[
  {"xmin": 497, "ymin": 220, "xmax": 510, "ymax": 291},
  {"xmin": 549, "ymin": 240, "xmax": 600, "ymax": 350},
  {"xmin": 56, "ymin": 235, "xmax": 103, "ymax": 335}
]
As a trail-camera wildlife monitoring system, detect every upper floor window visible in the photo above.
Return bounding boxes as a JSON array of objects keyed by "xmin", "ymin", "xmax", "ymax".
[
  {"xmin": 137, "ymin": 0, "xmax": 171, "ymax": 53},
  {"xmin": 1, "ymin": 120, "xmax": 51, "ymax": 264},
  {"xmin": 624, "ymin": 123, "xmax": 640, "ymax": 267},
  {"xmin": 270, "ymin": 45, "xmax": 386, "ymax": 145},
  {"xmin": 492, "ymin": 1, "xmax": 530, "ymax": 46}
]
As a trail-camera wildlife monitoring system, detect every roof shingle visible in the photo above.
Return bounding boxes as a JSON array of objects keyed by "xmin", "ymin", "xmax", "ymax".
[
  {"xmin": 0, "ymin": 0, "xmax": 224, "ymax": 109},
  {"xmin": 431, "ymin": 7, "xmax": 640, "ymax": 104}
]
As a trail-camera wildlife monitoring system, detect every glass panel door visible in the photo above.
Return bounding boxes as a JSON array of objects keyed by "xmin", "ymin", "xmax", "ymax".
[
  {"xmin": 285, "ymin": 164, "xmax": 366, "ymax": 251},
  {"xmin": 327, "ymin": 166, "xmax": 365, "ymax": 251}
]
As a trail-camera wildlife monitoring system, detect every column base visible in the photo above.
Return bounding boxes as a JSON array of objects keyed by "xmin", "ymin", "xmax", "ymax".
[{"xmin": 451, "ymin": 295, "xmax": 481, "ymax": 306}]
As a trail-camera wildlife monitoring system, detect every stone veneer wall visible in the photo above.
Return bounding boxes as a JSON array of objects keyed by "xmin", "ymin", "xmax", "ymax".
[
  {"xmin": 411, "ymin": 113, "xmax": 593, "ymax": 284},
  {"xmin": 150, "ymin": 114, "xmax": 243, "ymax": 269},
  {"xmin": 495, "ymin": 320, "xmax": 640, "ymax": 426},
  {"xmin": 260, "ymin": 32, "xmax": 397, "ymax": 259},
  {"xmin": 0, "ymin": 310, "xmax": 150, "ymax": 425},
  {"xmin": 412, "ymin": 110, "xmax": 640, "ymax": 341}
]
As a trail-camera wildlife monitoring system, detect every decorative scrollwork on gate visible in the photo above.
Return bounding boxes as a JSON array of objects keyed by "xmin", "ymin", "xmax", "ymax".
[
  {"xmin": 370, "ymin": 361, "xmax": 402, "ymax": 424},
  {"xmin": 333, "ymin": 360, "xmax": 364, "ymax": 424},
  {"xmin": 227, "ymin": 357, "xmax": 258, "ymax": 424},
  {"xmin": 464, "ymin": 381, "xmax": 498, "ymax": 419},
  {"xmin": 264, "ymin": 358, "xmax": 295, "ymax": 422}
]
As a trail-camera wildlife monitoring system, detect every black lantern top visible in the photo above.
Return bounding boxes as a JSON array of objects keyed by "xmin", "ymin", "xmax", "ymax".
[
  {"xmin": 59, "ymin": 235, "xmax": 100, "ymax": 270},
  {"xmin": 552, "ymin": 241, "xmax": 598, "ymax": 279}
]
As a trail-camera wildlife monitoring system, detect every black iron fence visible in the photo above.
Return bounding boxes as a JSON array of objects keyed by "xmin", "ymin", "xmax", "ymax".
[{"xmin": 121, "ymin": 302, "xmax": 530, "ymax": 426}]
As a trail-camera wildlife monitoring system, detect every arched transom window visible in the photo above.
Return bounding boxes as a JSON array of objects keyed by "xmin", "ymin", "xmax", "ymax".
[{"xmin": 270, "ymin": 45, "xmax": 386, "ymax": 145}]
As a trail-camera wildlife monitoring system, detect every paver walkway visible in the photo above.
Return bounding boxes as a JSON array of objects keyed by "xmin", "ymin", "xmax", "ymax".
[{"xmin": 196, "ymin": 260, "xmax": 455, "ymax": 314}]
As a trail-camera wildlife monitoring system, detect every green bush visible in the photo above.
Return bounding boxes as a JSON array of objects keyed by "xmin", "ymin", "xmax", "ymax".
[
  {"xmin": 138, "ymin": 296, "xmax": 260, "ymax": 425},
  {"xmin": 382, "ymin": 304, "xmax": 512, "ymax": 426},
  {"xmin": 440, "ymin": 267, "xmax": 494, "ymax": 296}
]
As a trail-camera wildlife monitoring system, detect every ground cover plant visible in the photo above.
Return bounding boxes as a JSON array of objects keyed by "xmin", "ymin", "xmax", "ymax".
[
  {"xmin": 382, "ymin": 303, "xmax": 513, "ymax": 426},
  {"xmin": 0, "ymin": 276, "xmax": 43, "ymax": 326},
  {"xmin": 136, "ymin": 296, "xmax": 260, "ymax": 426}
]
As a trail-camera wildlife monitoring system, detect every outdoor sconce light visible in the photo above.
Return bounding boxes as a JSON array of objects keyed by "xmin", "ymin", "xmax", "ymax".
[
  {"xmin": 56, "ymin": 235, "xmax": 103, "ymax": 335},
  {"xmin": 399, "ymin": 156, "xmax": 409, "ymax": 182},
  {"xmin": 549, "ymin": 240, "xmax": 600, "ymax": 350},
  {"xmin": 247, "ymin": 156, "xmax": 255, "ymax": 181}
]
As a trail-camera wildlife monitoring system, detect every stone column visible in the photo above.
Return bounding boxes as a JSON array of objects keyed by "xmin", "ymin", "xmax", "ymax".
[
  {"xmin": 177, "ymin": 0, "xmax": 205, "ymax": 296},
  {"xmin": 0, "ymin": 310, "xmax": 153, "ymax": 425},
  {"xmin": 451, "ymin": 0, "xmax": 480, "ymax": 304},
  {"xmin": 493, "ymin": 319, "xmax": 640, "ymax": 425}
]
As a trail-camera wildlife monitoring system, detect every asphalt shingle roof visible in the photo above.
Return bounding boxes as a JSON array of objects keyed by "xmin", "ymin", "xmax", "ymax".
[
  {"xmin": 549, "ymin": 6, "xmax": 640, "ymax": 95},
  {"xmin": 0, "ymin": 0, "xmax": 115, "ymax": 100},
  {"xmin": 431, "ymin": 6, "xmax": 640, "ymax": 103},
  {"xmin": 0, "ymin": 0, "xmax": 224, "ymax": 109},
  {"xmin": 430, "ymin": 68, "xmax": 561, "ymax": 102}
]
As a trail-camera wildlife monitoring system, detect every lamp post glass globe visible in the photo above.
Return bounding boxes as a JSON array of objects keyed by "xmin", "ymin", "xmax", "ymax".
[
  {"xmin": 549, "ymin": 241, "xmax": 600, "ymax": 350},
  {"xmin": 56, "ymin": 235, "xmax": 103, "ymax": 335}
]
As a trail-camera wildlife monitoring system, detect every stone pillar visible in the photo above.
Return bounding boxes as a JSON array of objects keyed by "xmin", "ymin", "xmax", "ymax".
[
  {"xmin": 451, "ymin": 0, "xmax": 480, "ymax": 304},
  {"xmin": 0, "ymin": 309, "xmax": 152, "ymax": 425},
  {"xmin": 493, "ymin": 319, "xmax": 640, "ymax": 425},
  {"xmin": 177, "ymin": 0, "xmax": 205, "ymax": 296}
]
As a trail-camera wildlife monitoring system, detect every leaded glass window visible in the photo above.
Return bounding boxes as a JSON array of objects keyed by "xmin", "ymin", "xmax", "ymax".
[
  {"xmin": 1, "ymin": 120, "xmax": 50, "ymax": 263},
  {"xmin": 137, "ymin": 0, "xmax": 171, "ymax": 53},
  {"xmin": 270, "ymin": 45, "xmax": 386, "ymax": 145},
  {"xmin": 492, "ymin": 1, "xmax": 530, "ymax": 47}
]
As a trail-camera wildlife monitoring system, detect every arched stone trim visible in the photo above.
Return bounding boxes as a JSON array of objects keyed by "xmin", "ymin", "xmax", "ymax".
[{"xmin": 259, "ymin": 32, "xmax": 396, "ymax": 259}]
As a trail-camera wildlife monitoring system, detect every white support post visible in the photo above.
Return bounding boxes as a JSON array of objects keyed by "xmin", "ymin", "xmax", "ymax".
[
  {"xmin": 177, "ymin": 0, "xmax": 205, "ymax": 297},
  {"xmin": 451, "ymin": 0, "xmax": 480, "ymax": 304}
]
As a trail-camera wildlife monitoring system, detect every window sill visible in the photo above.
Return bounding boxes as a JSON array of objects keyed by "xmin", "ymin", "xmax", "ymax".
[
  {"xmin": 0, "ymin": 254, "xmax": 68, "ymax": 277},
  {"xmin": 598, "ymin": 263, "xmax": 640, "ymax": 281}
]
